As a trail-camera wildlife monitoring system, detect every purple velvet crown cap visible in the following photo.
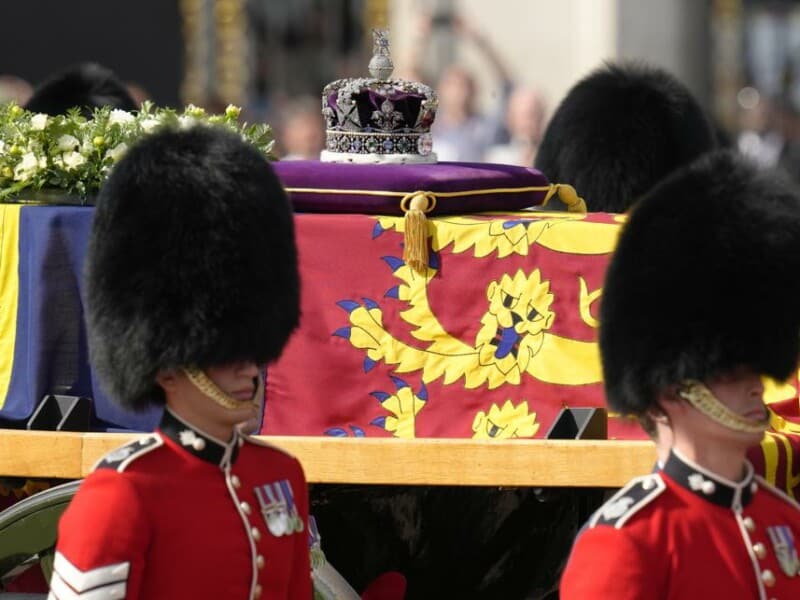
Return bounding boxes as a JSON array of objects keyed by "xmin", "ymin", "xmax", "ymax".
[
  {"xmin": 320, "ymin": 29, "xmax": 438, "ymax": 164},
  {"xmin": 273, "ymin": 160, "xmax": 552, "ymax": 215}
]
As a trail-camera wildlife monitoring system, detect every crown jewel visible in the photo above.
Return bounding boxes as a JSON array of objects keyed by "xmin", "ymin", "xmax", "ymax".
[{"xmin": 320, "ymin": 29, "xmax": 438, "ymax": 164}]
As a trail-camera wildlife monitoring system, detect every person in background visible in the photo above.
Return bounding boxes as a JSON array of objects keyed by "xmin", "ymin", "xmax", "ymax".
[
  {"xmin": 49, "ymin": 126, "xmax": 310, "ymax": 599},
  {"xmin": 534, "ymin": 62, "xmax": 717, "ymax": 213},
  {"xmin": 25, "ymin": 62, "xmax": 137, "ymax": 117},
  {"xmin": 277, "ymin": 95, "xmax": 326, "ymax": 160},
  {"xmin": 561, "ymin": 150, "xmax": 800, "ymax": 598},
  {"xmin": 423, "ymin": 14, "xmax": 513, "ymax": 163},
  {"xmin": 485, "ymin": 86, "xmax": 548, "ymax": 166},
  {"xmin": 0, "ymin": 74, "xmax": 33, "ymax": 105}
]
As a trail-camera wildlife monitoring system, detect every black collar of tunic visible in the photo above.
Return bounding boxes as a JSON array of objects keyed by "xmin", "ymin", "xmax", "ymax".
[
  {"xmin": 663, "ymin": 449, "xmax": 755, "ymax": 509},
  {"xmin": 159, "ymin": 408, "xmax": 240, "ymax": 468}
]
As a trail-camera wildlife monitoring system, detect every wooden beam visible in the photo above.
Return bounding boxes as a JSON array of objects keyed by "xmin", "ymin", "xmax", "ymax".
[
  {"xmin": 0, "ymin": 430, "xmax": 658, "ymax": 487},
  {"xmin": 264, "ymin": 437, "xmax": 657, "ymax": 487},
  {"xmin": 0, "ymin": 430, "xmax": 83, "ymax": 478}
]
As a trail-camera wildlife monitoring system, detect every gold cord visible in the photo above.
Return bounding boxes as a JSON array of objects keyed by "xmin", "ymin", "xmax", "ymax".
[
  {"xmin": 678, "ymin": 380, "xmax": 770, "ymax": 434},
  {"xmin": 183, "ymin": 367, "xmax": 258, "ymax": 411}
]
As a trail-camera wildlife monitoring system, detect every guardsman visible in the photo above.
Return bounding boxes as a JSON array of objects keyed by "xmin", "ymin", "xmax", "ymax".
[
  {"xmin": 47, "ymin": 126, "xmax": 310, "ymax": 599},
  {"xmin": 560, "ymin": 150, "xmax": 800, "ymax": 599},
  {"xmin": 534, "ymin": 61, "xmax": 718, "ymax": 213}
]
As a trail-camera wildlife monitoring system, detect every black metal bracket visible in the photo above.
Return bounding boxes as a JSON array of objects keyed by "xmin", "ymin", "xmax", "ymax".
[
  {"xmin": 26, "ymin": 395, "xmax": 92, "ymax": 431},
  {"xmin": 545, "ymin": 407, "xmax": 607, "ymax": 441}
]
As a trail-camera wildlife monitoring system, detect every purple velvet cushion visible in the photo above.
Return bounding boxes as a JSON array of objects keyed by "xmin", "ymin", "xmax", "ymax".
[{"xmin": 272, "ymin": 160, "xmax": 551, "ymax": 215}]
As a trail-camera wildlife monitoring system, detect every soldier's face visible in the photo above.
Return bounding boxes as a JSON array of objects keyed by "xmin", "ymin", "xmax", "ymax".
[
  {"xmin": 205, "ymin": 362, "xmax": 262, "ymax": 403},
  {"xmin": 674, "ymin": 367, "xmax": 768, "ymax": 447},
  {"xmin": 203, "ymin": 362, "xmax": 262, "ymax": 428},
  {"xmin": 704, "ymin": 367, "xmax": 767, "ymax": 425},
  {"xmin": 160, "ymin": 362, "xmax": 262, "ymax": 439}
]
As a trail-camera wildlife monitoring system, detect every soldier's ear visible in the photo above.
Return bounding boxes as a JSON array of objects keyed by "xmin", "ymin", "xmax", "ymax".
[{"xmin": 155, "ymin": 369, "xmax": 179, "ymax": 391}]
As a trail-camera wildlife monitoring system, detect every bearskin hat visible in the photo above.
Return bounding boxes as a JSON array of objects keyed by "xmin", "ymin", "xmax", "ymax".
[
  {"xmin": 600, "ymin": 150, "xmax": 800, "ymax": 416},
  {"xmin": 25, "ymin": 62, "xmax": 137, "ymax": 117},
  {"xmin": 86, "ymin": 126, "xmax": 299, "ymax": 411},
  {"xmin": 534, "ymin": 62, "xmax": 717, "ymax": 213}
]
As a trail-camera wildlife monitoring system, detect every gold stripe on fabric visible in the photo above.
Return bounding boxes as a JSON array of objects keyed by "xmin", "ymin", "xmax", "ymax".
[
  {"xmin": 283, "ymin": 183, "xmax": 588, "ymax": 213},
  {"xmin": 283, "ymin": 185, "xmax": 553, "ymax": 199},
  {"xmin": 761, "ymin": 431, "xmax": 780, "ymax": 488},
  {"xmin": 777, "ymin": 432, "xmax": 800, "ymax": 499},
  {"xmin": 0, "ymin": 205, "xmax": 21, "ymax": 408}
]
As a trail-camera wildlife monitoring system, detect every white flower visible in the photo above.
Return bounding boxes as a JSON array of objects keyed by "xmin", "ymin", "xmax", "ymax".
[
  {"xmin": 0, "ymin": 140, "xmax": 5, "ymax": 154},
  {"xmin": 30, "ymin": 113, "xmax": 48, "ymax": 130},
  {"xmin": 140, "ymin": 118, "xmax": 160, "ymax": 132},
  {"xmin": 108, "ymin": 109, "xmax": 135, "ymax": 126},
  {"xmin": 57, "ymin": 134, "xmax": 80, "ymax": 152},
  {"xmin": 105, "ymin": 143, "xmax": 128, "ymax": 163},
  {"xmin": 13, "ymin": 152, "xmax": 41, "ymax": 181},
  {"xmin": 178, "ymin": 115, "xmax": 197, "ymax": 130},
  {"xmin": 62, "ymin": 151, "xmax": 86, "ymax": 171}
]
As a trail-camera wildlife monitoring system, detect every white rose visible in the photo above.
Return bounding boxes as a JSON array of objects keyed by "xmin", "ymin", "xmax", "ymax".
[
  {"xmin": 108, "ymin": 109, "xmax": 135, "ymax": 126},
  {"xmin": 140, "ymin": 118, "xmax": 160, "ymax": 132},
  {"xmin": 57, "ymin": 134, "xmax": 80, "ymax": 151},
  {"xmin": 30, "ymin": 113, "xmax": 48, "ymax": 130},
  {"xmin": 13, "ymin": 152, "xmax": 40, "ymax": 181},
  {"xmin": 105, "ymin": 143, "xmax": 128, "ymax": 163},
  {"xmin": 62, "ymin": 152, "xmax": 86, "ymax": 171},
  {"xmin": 178, "ymin": 115, "xmax": 197, "ymax": 130}
]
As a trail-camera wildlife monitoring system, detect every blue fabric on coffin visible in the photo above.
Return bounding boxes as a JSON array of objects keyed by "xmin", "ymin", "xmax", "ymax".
[{"xmin": 4, "ymin": 206, "xmax": 161, "ymax": 431}]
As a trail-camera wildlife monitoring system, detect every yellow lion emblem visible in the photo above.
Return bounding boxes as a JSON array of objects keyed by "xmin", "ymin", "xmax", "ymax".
[
  {"xmin": 336, "ymin": 262, "xmax": 601, "ymax": 388},
  {"xmin": 472, "ymin": 400, "xmax": 540, "ymax": 439},
  {"xmin": 475, "ymin": 270, "xmax": 555, "ymax": 383}
]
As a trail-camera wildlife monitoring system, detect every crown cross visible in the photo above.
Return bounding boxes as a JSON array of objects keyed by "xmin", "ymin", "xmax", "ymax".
[{"xmin": 368, "ymin": 29, "xmax": 394, "ymax": 80}]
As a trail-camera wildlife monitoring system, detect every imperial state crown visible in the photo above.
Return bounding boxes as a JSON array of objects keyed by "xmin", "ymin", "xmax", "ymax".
[{"xmin": 320, "ymin": 30, "xmax": 438, "ymax": 164}]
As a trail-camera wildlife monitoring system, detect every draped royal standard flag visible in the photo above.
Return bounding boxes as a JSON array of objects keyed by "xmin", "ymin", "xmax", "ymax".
[{"xmin": 263, "ymin": 207, "xmax": 646, "ymax": 441}]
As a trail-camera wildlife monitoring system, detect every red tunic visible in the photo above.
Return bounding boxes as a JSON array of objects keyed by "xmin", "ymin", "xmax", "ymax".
[
  {"xmin": 561, "ymin": 450, "xmax": 800, "ymax": 599},
  {"xmin": 48, "ymin": 409, "xmax": 311, "ymax": 599}
]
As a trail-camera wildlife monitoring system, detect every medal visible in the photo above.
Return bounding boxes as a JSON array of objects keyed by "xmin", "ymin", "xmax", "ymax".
[
  {"xmin": 767, "ymin": 525, "xmax": 800, "ymax": 577},
  {"xmin": 254, "ymin": 480, "xmax": 304, "ymax": 537}
]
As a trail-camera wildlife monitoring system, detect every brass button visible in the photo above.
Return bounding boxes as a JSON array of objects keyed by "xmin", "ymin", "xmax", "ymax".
[
  {"xmin": 256, "ymin": 555, "xmax": 265, "ymax": 569},
  {"xmin": 251, "ymin": 527, "xmax": 261, "ymax": 541},
  {"xmin": 240, "ymin": 501, "xmax": 252, "ymax": 515},
  {"xmin": 753, "ymin": 542, "xmax": 767, "ymax": 560},
  {"xmin": 253, "ymin": 583, "xmax": 262, "ymax": 598},
  {"xmin": 231, "ymin": 474, "xmax": 242, "ymax": 489},
  {"xmin": 761, "ymin": 569, "xmax": 776, "ymax": 587},
  {"xmin": 743, "ymin": 516, "xmax": 756, "ymax": 532}
]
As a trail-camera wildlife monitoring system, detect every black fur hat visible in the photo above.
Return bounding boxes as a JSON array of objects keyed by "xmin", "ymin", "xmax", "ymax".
[
  {"xmin": 600, "ymin": 150, "xmax": 800, "ymax": 416},
  {"xmin": 534, "ymin": 62, "xmax": 717, "ymax": 213},
  {"xmin": 25, "ymin": 62, "xmax": 137, "ymax": 117},
  {"xmin": 86, "ymin": 126, "xmax": 299, "ymax": 411}
]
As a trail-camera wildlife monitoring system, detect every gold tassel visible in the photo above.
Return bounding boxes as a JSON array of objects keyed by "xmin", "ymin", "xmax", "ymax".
[
  {"xmin": 401, "ymin": 191, "xmax": 436, "ymax": 273},
  {"xmin": 556, "ymin": 184, "xmax": 587, "ymax": 213},
  {"xmin": 540, "ymin": 183, "xmax": 587, "ymax": 213}
]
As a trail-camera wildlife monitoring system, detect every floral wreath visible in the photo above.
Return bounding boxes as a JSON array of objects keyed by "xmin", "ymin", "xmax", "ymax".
[{"xmin": 0, "ymin": 101, "xmax": 275, "ymax": 202}]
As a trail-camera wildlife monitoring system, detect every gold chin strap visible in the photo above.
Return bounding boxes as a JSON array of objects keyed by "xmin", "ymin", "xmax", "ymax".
[
  {"xmin": 677, "ymin": 379, "xmax": 770, "ymax": 434},
  {"xmin": 183, "ymin": 367, "xmax": 260, "ymax": 411}
]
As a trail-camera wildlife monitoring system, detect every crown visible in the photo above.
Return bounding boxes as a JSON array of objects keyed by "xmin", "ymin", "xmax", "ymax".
[{"xmin": 320, "ymin": 29, "xmax": 438, "ymax": 164}]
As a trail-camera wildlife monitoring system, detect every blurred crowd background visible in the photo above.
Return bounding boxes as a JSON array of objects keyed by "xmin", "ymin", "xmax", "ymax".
[{"xmin": 2, "ymin": 0, "xmax": 800, "ymax": 182}]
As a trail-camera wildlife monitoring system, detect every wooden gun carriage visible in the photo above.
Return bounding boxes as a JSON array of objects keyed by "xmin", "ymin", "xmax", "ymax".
[{"xmin": 0, "ymin": 186, "xmax": 661, "ymax": 599}]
